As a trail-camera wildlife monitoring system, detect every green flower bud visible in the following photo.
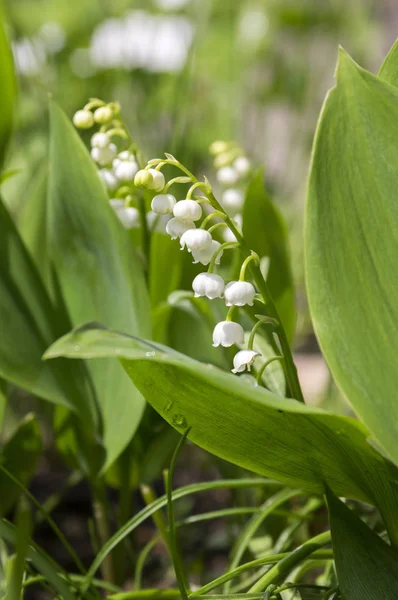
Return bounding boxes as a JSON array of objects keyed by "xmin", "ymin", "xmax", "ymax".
[
  {"xmin": 134, "ymin": 169, "xmax": 154, "ymax": 188},
  {"xmin": 209, "ymin": 140, "xmax": 229, "ymax": 155},
  {"xmin": 94, "ymin": 105, "xmax": 114, "ymax": 124}
]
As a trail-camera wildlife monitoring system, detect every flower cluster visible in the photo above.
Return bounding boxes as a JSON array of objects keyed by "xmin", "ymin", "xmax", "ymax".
[
  {"xmin": 73, "ymin": 99, "xmax": 280, "ymax": 381},
  {"xmin": 210, "ymin": 140, "xmax": 252, "ymax": 244},
  {"xmin": 73, "ymin": 99, "xmax": 143, "ymax": 230}
]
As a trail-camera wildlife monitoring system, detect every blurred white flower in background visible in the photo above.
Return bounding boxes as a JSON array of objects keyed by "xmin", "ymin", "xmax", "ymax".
[
  {"xmin": 238, "ymin": 6, "xmax": 269, "ymax": 48},
  {"xmin": 13, "ymin": 21, "xmax": 66, "ymax": 76},
  {"xmin": 88, "ymin": 10, "xmax": 194, "ymax": 73},
  {"xmin": 154, "ymin": 0, "xmax": 191, "ymax": 10}
]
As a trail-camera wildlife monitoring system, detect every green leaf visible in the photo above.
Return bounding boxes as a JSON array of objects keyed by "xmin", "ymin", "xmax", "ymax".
[
  {"xmin": 5, "ymin": 498, "xmax": 31, "ymax": 600},
  {"xmin": 0, "ymin": 197, "xmax": 96, "ymax": 423},
  {"xmin": 45, "ymin": 324, "xmax": 398, "ymax": 522},
  {"xmin": 0, "ymin": 6, "xmax": 16, "ymax": 170},
  {"xmin": 306, "ymin": 48, "xmax": 398, "ymax": 467},
  {"xmin": 0, "ymin": 415, "xmax": 42, "ymax": 516},
  {"xmin": 326, "ymin": 487, "xmax": 398, "ymax": 599},
  {"xmin": 48, "ymin": 102, "xmax": 151, "ymax": 470},
  {"xmin": 149, "ymin": 233, "xmax": 182, "ymax": 308},
  {"xmin": 243, "ymin": 171, "xmax": 295, "ymax": 340},
  {"xmin": 378, "ymin": 39, "xmax": 398, "ymax": 86}
]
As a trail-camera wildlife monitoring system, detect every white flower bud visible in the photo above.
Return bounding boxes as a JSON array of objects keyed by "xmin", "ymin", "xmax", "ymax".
[
  {"xmin": 98, "ymin": 168, "xmax": 119, "ymax": 192},
  {"xmin": 217, "ymin": 166, "xmax": 238, "ymax": 186},
  {"xmin": 110, "ymin": 200, "xmax": 140, "ymax": 229},
  {"xmin": 91, "ymin": 132, "xmax": 110, "ymax": 148},
  {"xmin": 224, "ymin": 281, "xmax": 256, "ymax": 306},
  {"xmin": 191, "ymin": 240, "xmax": 223, "ymax": 265},
  {"xmin": 114, "ymin": 160, "xmax": 139, "ymax": 182},
  {"xmin": 222, "ymin": 188, "xmax": 244, "ymax": 216},
  {"xmin": 73, "ymin": 109, "xmax": 94, "ymax": 129},
  {"xmin": 94, "ymin": 105, "xmax": 113, "ymax": 124},
  {"xmin": 232, "ymin": 350, "xmax": 260, "ymax": 373},
  {"xmin": 91, "ymin": 143, "xmax": 117, "ymax": 166},
  {"xmin": 148, "ymin": 168, "xmax": 165, "ymax": 192},
  {"xmin": 180, "ymin": 229, "xmax": 212, "ymax": 252},
  {"xmin": 166, "ymin": 217, "xmax": 195, "ymax": 239},
  {"xmin": 192, "ymin": 273, "xmax": 225, "ymax": 299},
  {"xmin": 223, "ymin": 228, "xmax": 237, "ymax": 243},
  {"xmin": 233, "ymin": 156, "xmax": 251, "ymax": 177},
  {"xmin": 173, "ymin": 199, "xmax": 202, "ymax": 221},
  {"xmin": 212, "ymin": 321, "xmax": 245, "ymax": 347},
  {"xmin": 152, "ymin": 194, "xmax": 177, "ymax": 215}
]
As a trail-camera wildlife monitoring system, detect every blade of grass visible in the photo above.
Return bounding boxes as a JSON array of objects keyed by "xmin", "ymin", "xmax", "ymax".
[{"xmin": 5, "ymin": 497, "xmax": 31, "ymax": 600}]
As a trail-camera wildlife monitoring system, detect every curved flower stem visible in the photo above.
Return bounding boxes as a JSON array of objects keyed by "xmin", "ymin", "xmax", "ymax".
[
  {"xmin": 164, "ymin": 159, "xmax": 304, "ymax": 403},
  {"xmin": 240, "ymin": 252, "xmax": 260, "ymax": 281},
  {"xmin": 256, "ymin": 356, "xmax": 284, "ymax": 384},
  {"xmin": 208, "ymin": 222, "xmax": 228, "ymax": 235},
  {"xmin": 247, "ymin": 320, "xmax": 263, "ymax": 350},
  {"xmin": 200, "ymin": 210, "xmax": 226, "ymax": 229},
  {"xmin": 207, "ymin": 242, "xmax": 239, "ymax": 273}
]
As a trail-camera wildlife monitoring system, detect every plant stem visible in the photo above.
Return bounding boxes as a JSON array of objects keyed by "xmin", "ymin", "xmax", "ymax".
[{"xmin": 93, "ymin": 482, "xmax": 114, "ymax": 584}]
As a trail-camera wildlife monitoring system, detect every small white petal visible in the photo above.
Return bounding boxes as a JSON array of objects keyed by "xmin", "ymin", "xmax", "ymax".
[
  {"xmin": 217, "ymin": 166, "xmax": 238, "ymax": 186},
  {"xmin": 233, "ymin": 156, "xmax": 251, "ymax": 177},
  {"xmin": 152, "ymin": 194, "xmax": 177, "ymax": 215},
  {"xmin": 180, "ymin": 229, "xmax": 212, "ymax": 252},
  {"xmin": 224, "ymin": 281, "xmax": 256, "ymax": 306},
  {"xmin": 91, "ymin": 132, "xmax": 110, "ymax": 148},
  {"xmin": 221, "ymin": 188, "xmax": 244, "ymax": 216},
  {"xmin": 111, "ymin": 203, "xmax": 140, "ymax": 229},
  {"xmin": 212, "ymin": 321, "xmax": 244, "ymax": 347},
  {"xmin": 98, "ymin": 169, "xmax": 119, "ymax": 192},
  {"xmin": 173, "ymin": 199, "xmax": 202, "ymax": 221},
  {"xmin": 148, "ymin": 168, "xmax": 165, "ymax": 192},
  {"xmin": 114, "ymin": 160, "xmax": 139, "ymax": 182},
  {"xmin": 192, "ymin": 273, "xmax": 225, "ymax": 299},
  {"xmin": 191, "ymin": 240, "xmax": 222, "ymax": 265},
  {"xmin": 232, "ymin": 350, "xmax": 260, "ymax": 373},
  {"xmin": 91, "ymin": 143, "xmax": 117, "ymax": 166},
  {"xmin": 166, "ymin": 217, "xmax": 195, "ymax": 239}
]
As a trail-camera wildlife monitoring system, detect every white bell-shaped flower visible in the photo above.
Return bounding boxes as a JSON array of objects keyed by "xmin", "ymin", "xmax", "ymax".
[
  {"xmin": 91, "ymin": 143, "xmax": 117, "ymax": 166},
  {"xmin": 110, "ymin": 200, "xmax": 140, "ymax": 229},
  {"xmin": 222, "ymin": 188, "xmax": 244, "ymax": 216},
  {"xmin": 152, "ymin": 194, "xmax": 177, "ymax": 215},
  {"xmin": 98, "ymin": 168, "xmax": 119, "ymax": 192},
  {"xmin": 233, "ymin": 156, "xmax": 251, "ymax": 176},
  {"xmin": 91, "ymin": 132, "xmax": 110, "ymax": 148},
  {"xmin": 217, "ymin": 166, "xmax": 238, "ymax": 186},
  {"xmin": 73, "ymin": 109, "xmax": 94, "ymax": 129},
  {"xmin": 180, "ymin": 229, "xmax": 212, "ymax": 252},
  {"xmin": 212, "ymin": 320, "xmax": 244, "ymax": 347},
  {"xmin": 166, "ymin": 217, "xmax": 195, "ymax": 239},
  {"xmin": 191, "ymin": 240, "xmax": 223, "ymax": 266},
  {"xmin": 192, "ymin": 273, "xmax": 225, "ymax": 299},
  {"xmin": 148, "ymin": 168, "xmax": 165, "ymax": 192},
  {"xmin": 232, "ymin": 350, "xmax": 260, "ymax": 373},
  {"xmin": 114, "ymin": 160, "xmax": 139, "ymax": 182},
  {"xmin": 224, "ymin": 281, "xmax": 256, "ymax": 306},
  {"xmin": 173, "ymin": 199, "xmax": 202, "ymax": 221}
]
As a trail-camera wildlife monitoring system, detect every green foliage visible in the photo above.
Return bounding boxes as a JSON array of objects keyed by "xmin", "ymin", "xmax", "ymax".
[
  {"xmin": 326, "ymin": 487, "xmax": 398, "ymax": 598},
  {"xmin": 0, "ymin": 415, "xmax": 42, "ymax": 516},
  {"xmin": 45, "ymin": 323, "xmax": 398, "ymax": 518},
  {"xmin": 0, "ymin": 4, "xmax": 16, "ymax": 170},
  {"xmin": 306, "ymin": 47, "xmax": 398, "ymax": 467},
  {"xmin": 243, "ymin": 171, "xmax": 295, "ymax": 340},
  {"xmin": 48, "ymin": 101, "xmax": 151, "ymax": 470}
]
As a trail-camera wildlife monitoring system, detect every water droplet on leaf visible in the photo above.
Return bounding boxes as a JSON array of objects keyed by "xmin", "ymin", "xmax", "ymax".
[
  {"xmin": 73, "ymin": 345, "xmax": 80, "ymax": 352},
  {"xmin": 172, "ymin": 414, "xmax": 187, "ymax": 428},
  {"xmin": 145, "ymin": 351, "xmax": 156, "ymax": 357},
  {"xmin": 165, "ymin": 401, "xmax": 174, "ymax": 412}
]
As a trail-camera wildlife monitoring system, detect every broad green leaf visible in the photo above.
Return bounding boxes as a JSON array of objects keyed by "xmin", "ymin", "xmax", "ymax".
[
  {"xmin": 378, "ymin": 39, "xmax": 398, "ymax": 86},
  {"xmin": 0, "ymin": 197, "xmax": 96, "ymax": 424},
  {"xmin": 243, "ymin": 171, "xmax": 295, "ymax": 340},
  {"xmin": 45, "ymin": 323, "xmax": 398, "ymax": 526},
  {"xmin": 149, "ymin": 233, "xmax": 182, "ymax": 308},
  {"xmin": 306, "ymin": 49, "xmax": 398, "ymax": 467},
  {"xmin": 0, "ymin": 6, "xmax": 16, "ymax": 169},
  {"xmin": 0, "ymin": 380, "xmax": 6, "ymax": 434},
  {"xmin": 48, "ymin": 102, "xmax": 151, "ymax": 470},
  {"xmin": 326, "ymin": 487, "xmax": 398, "ymax": 599},
  {"xmin": 0, "ymin": 415, "xmax": 42, "ymax": 516}
]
